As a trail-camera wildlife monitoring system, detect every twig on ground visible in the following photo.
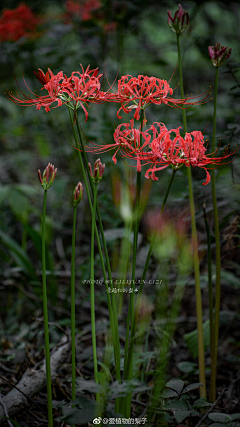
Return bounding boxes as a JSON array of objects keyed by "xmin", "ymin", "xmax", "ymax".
[
  {"xmin": 0, "ymin": 375, "xmax": 48, "ymax": 416},
  {"xmin": 195, "ymin": 386, "xmax": 227, "ymax": 427}
]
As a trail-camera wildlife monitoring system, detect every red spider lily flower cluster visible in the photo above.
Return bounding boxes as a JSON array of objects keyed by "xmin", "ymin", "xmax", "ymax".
[
  {"xmin": 7, "ymin": 64, "xmax": 210, "ymax": 123},
  {"xmin": 87, "ymin": 119, "xmax": 151, "ymax": 172},
  {"xmin": 38, "ymin": 163, "xmax": 57, "ymax": 190},
  {"xmin": 115, "ymin": 74, "xmax": 210, "ymax": 120},
  {"xmin": 208, "ymin": 43, "xmax": 232, "ymax": 68},
  {"xmin": 116, "ymin": 75, "xmax": 173, "ymax": 120},
  {"xmin": 167, "ymin": 3, "xmax": 189, "ymax": 35},
  {"xmin": 65, "ymin": 0, "xmax": 101, "ymax": 22},
  {"xmin": 0, "ymin": 3, "xmax": 39, "ymax": 42},
  {"xmin": 144, "ymin": 124, "xmax": 236, "ymax": 184},
  {"xmin": 7, "ymin": 65, "xmax": 104, "ymax": 121},
  {"xmin": 86, "ymin": 120, "xmax": 236, "ymax": 185}
]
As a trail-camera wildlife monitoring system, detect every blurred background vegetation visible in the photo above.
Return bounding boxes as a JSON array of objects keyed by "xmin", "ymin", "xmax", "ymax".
[
  {"xmin": 0, "ymin": 2, "xmax": 240, "ymax": 421},
  {"xmin": 0, "ymin": 0, "xmax": 240, "ymax": 349}
]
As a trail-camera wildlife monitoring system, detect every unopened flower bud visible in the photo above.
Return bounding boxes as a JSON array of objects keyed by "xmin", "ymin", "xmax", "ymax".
[
  {"xmin": 89, "ymin": 158, "xmax": 105, "ymax": 184},
  {"xmin": 73, "ymin": 182, "xmax": 83, "ymax": 207},
  {"xmin": 38, "ymin": 163, "xmax": 57, "ymax": 190},
  {"xmin": 208, "ymin": 43, "xmax": 232, "ymax": 68},
  {"xmin": 167, "ymin": 3, "xmax": 189, "ymax": 35}
]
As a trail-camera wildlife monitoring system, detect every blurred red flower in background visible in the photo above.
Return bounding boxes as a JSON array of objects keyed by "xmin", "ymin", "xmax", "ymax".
[
  {"xmin": 0, "ymin": 3, "xmax": 39, "ymax": 42},
  {"xmin": 65, "ymin": 0, "xmax": 101, "ymax": 22}
]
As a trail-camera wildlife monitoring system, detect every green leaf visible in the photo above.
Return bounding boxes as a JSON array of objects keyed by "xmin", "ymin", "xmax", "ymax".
[
  {"xmin": 8, "ymin": 188, "xmax": 30, "ymax": 217},
  {"xmin": 164, "ymin": 398, "xmax": 191, "ymax": 423},
  {"xmin": 108, "ymin": 380, "xmax": 149, "ymax": 399},
  {"xmin": 165, "ymin": 379, "xmax": 184, "ymax": 395},
  {"xmin": 98, "ymin": 360, "xmax": 112, "ymax": 382},
  {"xmin": 161, "ymin": 389, "xmax": 178, "ymax": 398},
  {"xmin": 182, "ymin": 383, "xmax": 202, "ymax": 394},
  {"xmin": 177, "ymin": 361, "xmax": 197, "ymax": 373},
  {"xmin": 76, "ymin": 379, "xmax": 101, "ymax": 394},
  {"xmin": 208, "ymin": 413, "xmax": 232, "ymax": 422},
  {"xmin": 193, "ymin": 398, "xmax": 212, "ymax": 409},
  {"xmin": 0, "ymin": 229, "xmax": 37, "ymax": 280},
  {"xmin": 230, "ymin": 413, "xmax": 240, "ymax": 421},
  {"xmin": 164, "ymin": 398, "xmax": 189, "ymax": 411},
  {"xmin": 208, "ymin": 424, "xmax": 231, "ymax": 427},
  {"xmin": 175, "ymin": 410, "xmax": 192, "ymax": 424},
  {"xmin": 23, "ymin": 223, "xmax": 54, "ymax": 271},
  {"xmin": 0, "ymin": 185, "xmax": 10, "ymax": 205},
  {"xmin": 55, "ymin": 396, "xmax": 103, "ymax": 424},
  {"xmin": 184, "ymin": 320, "xmax": 210, "ymax": 358}
]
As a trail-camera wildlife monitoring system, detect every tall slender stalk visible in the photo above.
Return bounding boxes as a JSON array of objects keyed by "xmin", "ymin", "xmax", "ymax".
[
  {"xmin": 41, "ymin": 189, "xmax": 53, "ymax": 427},
  {"xmin": 68, "ymin": 109, "xmax": 121, "ymax": 411},
  {"xmin": 71, "ymin": 204, "xmax": 77, "ymax": 417},
  {"xmin": 91, "ymin": 182, "xmax": 100, "ymax": 401},
  {"xmin": 177, "ymin": 33, "xmax": 206, "ymax": 398},
  {"xmin": 203, "ymin": 202, "xmax": 214, "ymax": 396},
  {"xmin": 124, "ymin": 167, "xmax": 177, "ymax": 385},
  {"xmin": 122, "ymin": 110, "xmax": 144, "ymax": 417},
  {"xmin": 209, "ymin": 67, "xmax": 221, "ymax": 403}
]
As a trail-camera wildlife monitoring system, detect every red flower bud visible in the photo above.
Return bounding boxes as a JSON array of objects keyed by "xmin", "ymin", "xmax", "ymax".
[
  {"xmin": 38, "ymin": 163, "xmax": 57, "ymax": 190},
  {"xmin": 208, "ymin": 43, "xmax": 232, "ymax": 68},
  {"xmin": 89, "ymin": 158, "xmax": 105, "ymax": 184},
  {"xmin": 167, "ymin": 3, "xmax": 189, "ymax": 35},
  {"xmin": 73, "ymin": 182, "xmax": 83, "ymax": 206}
]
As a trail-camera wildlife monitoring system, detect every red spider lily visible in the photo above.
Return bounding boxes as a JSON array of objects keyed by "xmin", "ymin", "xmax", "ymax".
[
  {"xmin": 116, "ymin": 75, "xmax": 173, "ymax": 120},
  {"xmin": 0, "ymin": 3, "xmax": 39, "ymax": 42},
  {"xmin": 85, "ymin": 119, "xmax": 152, "ymax": 172},
  {"xmin": 115, "ymin": 74, "xmax": 210, "ymax": 120},
  {"xmin": 208, "ymin": 43, "xmax": 232, "ymax": 68},
  {"xmin": 83, "ymin": 120, "xmax": 237, "ymax": 184},
  {"xmin": 6, "ymin": 65, "xmax": 104, "ymax": 120},
  {"xmin": 144, "ymin": 123, "xmax": 236, "ymax": 185},
  {"xmin": 33, "ymin": 69, "xmax": 51, "ymax": 85}
]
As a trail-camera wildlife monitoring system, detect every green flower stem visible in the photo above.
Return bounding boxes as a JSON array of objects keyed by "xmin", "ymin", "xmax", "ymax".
[
  {"xmin": 74, "ymin": 112, "xmax": 121, "ymax": 384},
  {"xmin": 71, "ymin": 205, "xmax": 77, "ymax": 414},
  {"xmin": 91, "ymin": 182, "xmax": 100, "ymax": 401},
  {"xmin": 68, "ymin": 109, "xmax": 121, "ymax": 411},
  {"xmin": 177, "ymin": 34, "xmax": 206, "ymax": 398},
  {"xmin": 124, "ymin": 167, "xmax": 176, "ymax": 385},
  {"xmin": 117, "ymin": 220, "xmax": 132, "ymax": 314},
  {"xmin": 203, "ymin": 203, "xmax": 214, "ymax": 392},
  {"xmin": 210, "ymin": 67, "xmax": 221, "ymax": 403},
  {"xmin": 122, "ymin": 169, "xmax": 141, "ymax": 417},
  {"xmin": 123, "ymin": 110, "xmax": 143, "ymax": 417},
  {"xmin": 41, "ymin": 189, "xmax": 53, "ymax": 427}
]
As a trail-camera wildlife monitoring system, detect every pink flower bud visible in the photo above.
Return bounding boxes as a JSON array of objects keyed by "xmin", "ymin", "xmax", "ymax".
[
  {"xmin": 167, "ymin": 3, "xmax": 189, "ymax": 35},
  {"xmin": 38, "ymin": 163, "xmax": 57, "ymax": 190},
  {"xmin": 73, "ymin": 182, "xmax": 83, "ymax": 207},
  {"xmin": 208, "ymin": 43, "xmax": 232, "ymax": 68},
  {"xmin": 89, "ymin": 158, "xmax": 105, "ymax": 184}
]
